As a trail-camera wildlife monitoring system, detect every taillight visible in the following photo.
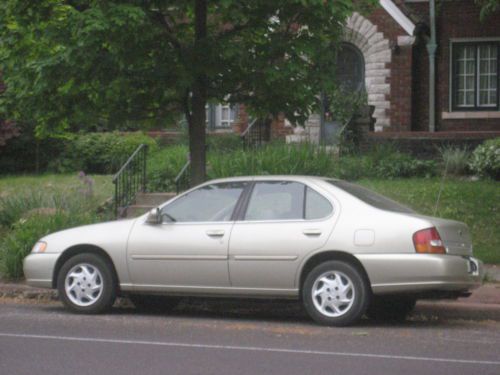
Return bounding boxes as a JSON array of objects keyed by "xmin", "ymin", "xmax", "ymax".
[{"xmin": 413, "ymin": 227, "xmax": 446, "ymax": 254}]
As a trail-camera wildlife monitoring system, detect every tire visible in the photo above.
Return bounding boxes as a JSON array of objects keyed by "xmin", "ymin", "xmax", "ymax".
[
  {"xmin": 129, "ymin": 294, "xmax": 181, "ymax": 313},
  {"xmin": 366, "ymin": 296, "xmax": 417, "ymax": 322},
  {"xmin": 302, "ymin": 261, "xmax": 370, "ymax": 326},
  {"xmin": 57, "ymin": 253, "xmax": 116, "ymax": 314}
]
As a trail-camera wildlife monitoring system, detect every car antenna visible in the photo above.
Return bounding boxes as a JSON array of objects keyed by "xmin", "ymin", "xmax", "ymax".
[{"xmin": 433, "ymin": 154, "xmax": 450, "ymax": 216}]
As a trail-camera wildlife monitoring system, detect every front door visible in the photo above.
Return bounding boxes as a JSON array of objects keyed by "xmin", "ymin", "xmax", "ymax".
[
  {"xmin": 127, "ymin": 181, "xmax": 248, "ymax": 289},
  {"xmin": 322, "ymin": 42, "xmax": 365, "ymax": 144}
]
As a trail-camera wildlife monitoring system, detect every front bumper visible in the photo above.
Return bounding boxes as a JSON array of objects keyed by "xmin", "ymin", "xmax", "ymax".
[
  {"xmin": 357, "ymin": 253, "xmax": 484, "ymax": 295},
  {"xmin": 23, "ymin": 253, "xmax": 60, "ymax": 289}
]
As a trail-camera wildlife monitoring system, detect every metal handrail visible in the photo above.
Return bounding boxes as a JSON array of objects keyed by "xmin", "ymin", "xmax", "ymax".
[
  {"xmin": 240, "ymin": 118, "xmax": 258, "ymax": 138},
  {"xmin": 174, "ymin": 159, "xmax": 191, "ymax": 194},
  {"xmin": 112, "ymin": 144, "xmax": 148, "ymax": 218}
]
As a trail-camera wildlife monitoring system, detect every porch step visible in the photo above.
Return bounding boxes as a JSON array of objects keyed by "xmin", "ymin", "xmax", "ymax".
[
  {"xmin": 135, "ymin": 192, "xmax": 176, "ymax": 206},
  {"xmin": 125, "ymin": 205, "xmax": 155, "ymax": 218},
  {"xmin": 123, "ymin": 192, "xmax": 176, "ymax": 219}
]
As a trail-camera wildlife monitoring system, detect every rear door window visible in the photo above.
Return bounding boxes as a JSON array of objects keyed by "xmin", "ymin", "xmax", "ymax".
[{"xmin": 244, "ymin": 181, "xmax": 332, "ymax": 221}]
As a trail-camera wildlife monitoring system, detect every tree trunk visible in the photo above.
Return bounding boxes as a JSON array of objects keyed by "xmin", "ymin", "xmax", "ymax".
[
  {"xmin": 188, "ymin": 84, "xmax": 206, "ymax": 186},
  {"xmin": 188, "ymin": 0, "xmax": 208, "ymax": 186}
]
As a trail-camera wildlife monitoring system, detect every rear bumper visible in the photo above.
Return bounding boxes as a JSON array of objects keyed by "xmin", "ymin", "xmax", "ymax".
[
  {"xmin": 357, "ymin": 253, "xmax": 484, "ymax": 295},
  {"xmin": 23, "ymin": 253, "xmax": 59, "ymax": 289}
]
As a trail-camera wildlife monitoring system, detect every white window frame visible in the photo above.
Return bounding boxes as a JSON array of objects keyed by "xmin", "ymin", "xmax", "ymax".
[{"xmin": 449, "ymin": 38, "xmax": 500, "ymax": 112}]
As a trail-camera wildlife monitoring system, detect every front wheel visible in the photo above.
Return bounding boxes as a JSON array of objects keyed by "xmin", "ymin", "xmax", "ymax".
[
  {"xmin": 302, "ymin": 261, "xmax": 370, "ymax": 326},
  {"xmin": 57, "ymin": 253, "xmax": 116, "ymax": 314}
]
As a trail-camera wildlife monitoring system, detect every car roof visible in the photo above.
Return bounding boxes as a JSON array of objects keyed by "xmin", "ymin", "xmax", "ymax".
[{"xmin": 204, "ymin": 175, "xmax": 336, "ymax": 185}]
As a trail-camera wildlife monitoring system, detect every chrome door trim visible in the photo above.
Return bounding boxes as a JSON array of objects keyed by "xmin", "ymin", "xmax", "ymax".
[
  {"xmin": 131, "ymin": 255, "xmax": 228, "ymax": 261},
  {"xmin": 233, "ymin": 255, "xmax": 298, "ymax": 261}
]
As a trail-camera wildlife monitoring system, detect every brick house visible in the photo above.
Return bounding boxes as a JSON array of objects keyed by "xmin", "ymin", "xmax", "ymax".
[{"xmin": 230, "ymin": 0, "xmax": 500, "ymax": 152}]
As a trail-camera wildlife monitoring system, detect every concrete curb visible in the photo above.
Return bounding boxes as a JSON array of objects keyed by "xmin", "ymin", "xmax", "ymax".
[{"xmin": 485, "ymin": 264, "xmax": 500, "ymax": 283}]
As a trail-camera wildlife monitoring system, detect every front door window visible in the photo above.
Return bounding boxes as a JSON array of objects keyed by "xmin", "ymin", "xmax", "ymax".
[{"xmin": 162, "ymin": 182, "xmax": 247, "ymax": 222}]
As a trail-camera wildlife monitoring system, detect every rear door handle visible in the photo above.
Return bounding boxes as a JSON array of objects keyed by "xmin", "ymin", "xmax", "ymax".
[
  {"xmin": 206, "ymin": 229, "xmax": 225, "ymax": 237},
  {"xmin": 303, "ymin": 229, "xmax": 322, "ymax": 236}
]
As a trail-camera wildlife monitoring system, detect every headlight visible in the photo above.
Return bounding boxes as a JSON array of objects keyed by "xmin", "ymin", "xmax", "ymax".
[{"xmin": 32, "ymin": 241, "xmax": 47, "ymax": 253}]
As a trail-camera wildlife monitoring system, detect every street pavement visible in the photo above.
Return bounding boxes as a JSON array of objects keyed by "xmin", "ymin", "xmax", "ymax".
[{"xmin": 0, "ymin": 297, "xmax": 499, "ymax": 375}]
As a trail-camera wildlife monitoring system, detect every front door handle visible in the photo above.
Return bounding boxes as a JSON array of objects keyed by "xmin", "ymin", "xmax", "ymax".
[
  {"xmin": 206, "ymin": 229, "xmax": 225, "ymax": 237},
  {"xmin": 303, "ymin": 229, "xmax": 322, "ymax": 236}
]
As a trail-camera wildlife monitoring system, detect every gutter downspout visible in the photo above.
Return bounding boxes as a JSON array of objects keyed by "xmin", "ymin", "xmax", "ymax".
[{"xmin": 426, "ymin": 0, "xmax": 437, "ymax": 132}]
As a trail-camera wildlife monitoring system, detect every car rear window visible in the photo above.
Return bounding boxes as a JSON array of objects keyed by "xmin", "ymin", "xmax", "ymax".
[{"xmin": 327, "ymin": 180, "xmax": 414, "ymax": 214}]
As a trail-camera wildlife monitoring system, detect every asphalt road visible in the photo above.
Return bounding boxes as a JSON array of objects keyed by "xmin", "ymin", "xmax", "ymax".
[{"xmin": 0, "ymin": 298, "xmax": 499, "ymax": 375}]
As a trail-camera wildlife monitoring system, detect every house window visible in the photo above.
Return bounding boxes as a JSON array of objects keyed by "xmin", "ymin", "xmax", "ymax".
[
  {"xmin": 206, "ymin": 104, "xmax": 237, "ymax": 129},
  {"xmin": 452, "ymin": 43, "xmax": 499, "ymax": 110}
]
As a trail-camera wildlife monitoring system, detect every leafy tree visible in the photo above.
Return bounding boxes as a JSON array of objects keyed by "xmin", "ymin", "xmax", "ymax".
[
  {"xmin": 0, "ymin": 0, "xmax": 374, "ymax": 184},
  {"xmin": 476, "ymin": 0, "xmax": 499, "ymax": 20},
  {"xmin": 0, "ymin": 120, "xmax": 19, "ymax": 146}
]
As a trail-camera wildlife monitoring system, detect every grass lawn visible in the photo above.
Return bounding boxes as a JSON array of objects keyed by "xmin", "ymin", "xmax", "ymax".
[
  {"xmin": 0, "ymin": 173, "xmax": 114, "ymax": 203},
  {"xmin": 360, "ymin": 178, "xmax": 499, "ymax": 264},
  {"xmin": 0, "ymin": 174, "xmax": 497, "ymax": 264}
]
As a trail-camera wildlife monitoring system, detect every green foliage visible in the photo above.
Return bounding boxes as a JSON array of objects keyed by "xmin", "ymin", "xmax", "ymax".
[
  {"xmin": 375, "ymin": 152, "xmax": 438, "ymax": 179},
  {"xmin": 207, "ymin": 142, "xmax": 336, "ymax": 178},
  {"xmin": 0, "ymin": 125, "xmax": 67, "ymax": 174},
  {"xmin": 324, "ymin": 88, "xmax": 368, "ymax": 152},
  {"xmin": 469, "ymin": 138, "xmax": 500, "ymax": 179},
  {"xmin": 146, "ymin": 143, "xmax": 440, "ymax": 190},
  {"xmin": 0, "ymin": 211, "xmax": 97, "ymax": 279},
  {"xmin": 475, "ymin": 0, "xmax": 499, "ymax": 20},
  {"xmin": 0, "ymin": 177, "xmax": 111, "ymax": 229},
  {"xmin": 0, "ymin": 173, "xmax": 113, "ymax": 279},
  {"xmin": 439, "ymin": 146, "xmax": 471, "ymax": 176},
  {"xmin": 147, "ymin": 145, "xmax": 189, "ymax": 192},
  {"xmin": 51, "ymin": 132, "xmax": 157, "ymax": 174},
  {"xmin": 0, "ymin": 0, "xmax": 376, "ymax": 183},
  {"xmin": 207, "ymin": 134, "xmax": 242, "ymax": 153}
]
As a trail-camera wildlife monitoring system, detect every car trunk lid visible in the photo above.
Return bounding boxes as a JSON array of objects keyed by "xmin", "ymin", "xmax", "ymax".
[{"xmin": 421, "ymin": 216, "xmax": 473, "ymax": 256}]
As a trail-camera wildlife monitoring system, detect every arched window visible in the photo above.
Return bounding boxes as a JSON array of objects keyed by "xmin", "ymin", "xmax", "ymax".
[{"xmin": 336, "ymin": 43, "xmax": 365, "ymax": 92}]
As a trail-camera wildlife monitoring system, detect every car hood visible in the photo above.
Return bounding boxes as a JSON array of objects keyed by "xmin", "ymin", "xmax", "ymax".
[{"xmin": 40, "ymin": 219, "xmax": 137, "ymax": 254}]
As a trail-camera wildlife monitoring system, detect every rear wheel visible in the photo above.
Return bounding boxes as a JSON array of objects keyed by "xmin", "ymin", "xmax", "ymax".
[
  {"xmin": 366, "ymin": 296, "xmax": 417, "ymax": 321},
  {"xmin": 302, "ymin": 261, "xmax": 370, "ymax": 326},
  {"xmin": 57, "ymin": 253, "xmax": 116, "ymax": 314},
  {"xmin": 129, "ymin": 294, "xmax": 181, "ymax": 313}
]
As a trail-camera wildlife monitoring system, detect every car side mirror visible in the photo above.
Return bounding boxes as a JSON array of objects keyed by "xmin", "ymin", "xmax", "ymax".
[{"xmin": 146, "ymin": 207, "xmax": 161, "ymax": 224}]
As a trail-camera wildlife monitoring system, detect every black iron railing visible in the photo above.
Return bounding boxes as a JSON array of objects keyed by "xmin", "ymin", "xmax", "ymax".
[
  {"xmin": 241, "ymin": 118, "xmax": 270, "ymax": 148},
  {"xmin": 112, "ymin": 144, "xmax": 148, "ymax": 218},
  {"xmin": 174, "ymin": 159, "xmax": 190, "ymax": 194}
]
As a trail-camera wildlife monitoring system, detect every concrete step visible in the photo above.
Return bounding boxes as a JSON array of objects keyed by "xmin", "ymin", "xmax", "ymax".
[
  {"xmin": 135, "ymin": 192, "xmax": 176, "ymax": 206},
  {"xmin": 125, "ymin": 205, "xmax": 155, "ymax": 218}
]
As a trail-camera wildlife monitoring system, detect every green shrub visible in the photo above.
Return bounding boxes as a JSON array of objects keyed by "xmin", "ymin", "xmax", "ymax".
[
  {"xmin": 334, "ymin": 156, "xmax": 374, "ymax": 180},
  {"xmin": 207, "ymin": 142, "xmax": 336, "ymax": 178},
  {"xmin": 147, "ymin": 145, "xmax": 189, "ymax": 191},
  {"xmin": 0, "ymin": 127, "xmax": 66, "ymax": 174},
  {"xmin": 146, "ymin": 142, "xmax": 441, "ymax": 192},
  {"xmin": 469, "ymin": 138, "xmax": 500, "ymax": 179},
  {"xmin": 0, "ymin": 176, "xmax": 110, "ymax": 228},
  {"xmin": 0, "ymin": 211, "xmax": 98, "ymax": 279},
  {"xmin": 439, "ymin": 146, "xmax": 471, "ymax": 176},
  {"xmin": 207, "ymin": 133, "xmax": 242, "ymax": 152},
  {"xmin": 51, "ymin": 132, "xmax": 158, "ymax": 174},
  {"xmin": 375, "ymin": 152, "xmax": 438, "ymax": 179}
]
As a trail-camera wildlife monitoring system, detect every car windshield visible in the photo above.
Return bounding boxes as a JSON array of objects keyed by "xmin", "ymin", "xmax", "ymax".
[{"xmin": 327, "ymin": 180, "xmax": 415, "ymax": 214}]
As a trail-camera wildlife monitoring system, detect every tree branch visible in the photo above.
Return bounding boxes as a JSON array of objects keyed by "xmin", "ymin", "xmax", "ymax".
[{"xmin": 150, "ymin": 10, "xmax": 183, "ymax": 53}]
